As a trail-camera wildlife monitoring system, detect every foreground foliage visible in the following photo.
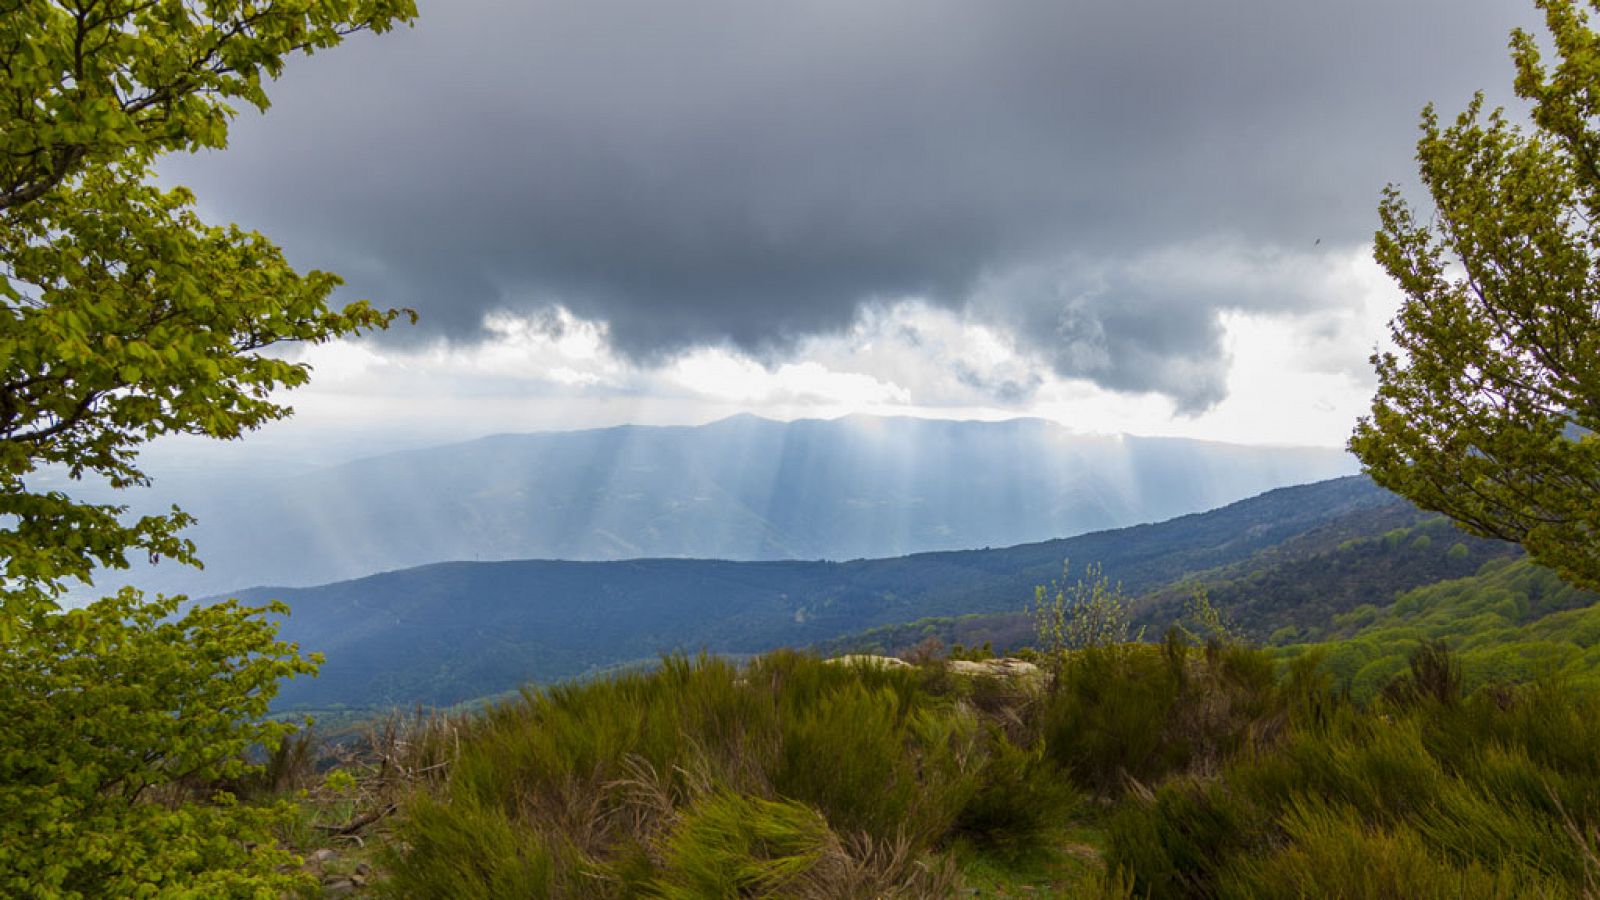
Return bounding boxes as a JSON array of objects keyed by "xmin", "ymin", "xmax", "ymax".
[
  {"xmin": 360, "ymin": 633, "xmax": 1600, "ymax": 899},
  {"xmin": 1107, "ymin": 659, "xmax": 1600, "ymax": 897},
  {"xmin": 0, "ymin": 591, "xmax": 319, "ymax": 896},
  {"xmin": 381, "ymin": 653, "xmax": 1083, "ymax": 898},
  {"xmin": 1, "ymin": 0, "xmax": 416, "ymax": 624},
  {"xmin": 1, "ymin": 1, "xmax": 415, "ymax": 894}
]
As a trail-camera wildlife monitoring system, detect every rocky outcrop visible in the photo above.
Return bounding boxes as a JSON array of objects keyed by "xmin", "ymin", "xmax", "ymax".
[
  {"xmin": 947, "ymin": 657, "xmax": 1042, "ymax": 682},
  {"xmin": 824, "ymin": 654, "xmax": 913, "ymax": 669},
  {"xmin": 825, "ymin": 654, "xmax": 1043, "ymax": 684}
]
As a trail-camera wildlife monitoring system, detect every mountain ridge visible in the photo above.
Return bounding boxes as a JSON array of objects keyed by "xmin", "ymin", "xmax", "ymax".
[
  {"xmin": 241, "ymin": 475, "xmax": 1399, "ymax": 710},
  {"xmin": 97, "ymin": 414, "xmax": 1356, "ymax": 598}
]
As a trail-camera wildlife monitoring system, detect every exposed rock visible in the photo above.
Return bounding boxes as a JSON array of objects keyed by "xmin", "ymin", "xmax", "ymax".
[
  {"xmin": 948, "ymin": 658, "xmax": 1042, "ymax": 680},
  {"xmin": 825, "ymin": 654, "xmax": 912, "ymax": 669},
  {"xmin": 824, "ymin": 654, "xmax": 1043, "ymax": 684}
]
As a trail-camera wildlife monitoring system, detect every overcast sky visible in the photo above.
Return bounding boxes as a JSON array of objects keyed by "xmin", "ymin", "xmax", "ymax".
[{"xmin": 158, "ymin": 0, "xmax": 1535, "ymax": 462}]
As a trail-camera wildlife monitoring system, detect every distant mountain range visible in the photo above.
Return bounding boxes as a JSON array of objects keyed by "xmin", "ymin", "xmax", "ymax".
[
  {"xmin": 242, "ymin": 475, "xmax": 1437, "ymax": 712},
  {"xmin": 103, "ymin": 415, "xmax": 1355, "ymax": 598}
]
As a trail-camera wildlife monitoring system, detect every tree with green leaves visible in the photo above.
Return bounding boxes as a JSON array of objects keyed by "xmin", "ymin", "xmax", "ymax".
[
  {"xmin": 1, "ymin": 0, "xmax": 416, "ymax": 624},
  {"xmin": 0, "ymin": 2, "xmax": 415, "ymax": 893},
  {"xmin": 1351, "ymin": 0, "xmax": 1600, "ymax": 593},
  {"xmin": 1031, "ymin": 561, "xmax": 1142, "ymax": 657}
]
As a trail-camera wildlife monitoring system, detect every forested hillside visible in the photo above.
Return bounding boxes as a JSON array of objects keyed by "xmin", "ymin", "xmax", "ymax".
[
  {"xmin": 816, "ymin": 511, "xmax": 1518, "ymax": 659},
  {"xmin": 1286, "ymin": 557, "xmax": 1600, "ymax": 699}
]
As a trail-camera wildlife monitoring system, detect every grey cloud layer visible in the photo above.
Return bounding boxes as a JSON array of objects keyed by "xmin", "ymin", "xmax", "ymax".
[{"xmin": 167, "ymin": 0, "xmax": 1528, "ymax": 408}]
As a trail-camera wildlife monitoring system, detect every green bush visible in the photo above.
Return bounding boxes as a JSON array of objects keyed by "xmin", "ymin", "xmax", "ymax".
[
  {"xmin": 773, "ymin": 682, "xmax": 937, "ymax": 842},
  {"xmin": 381, "ymin": 639, "xmax": 1600, "ymax": 897},
  {"xmin": 954, "ymin": 730, "xmax": 1080, "ymax": 862},
  {"xmin": 1381, "ymin": 638, "xmax": 1463, "ymax": 707},
  {"xmin": 1222, "ymin": 800, "xmax": 1553, "ymax": 899},
  {"xmin": 1042, "ymin": 639, "xmax": 1282, "ymax": 795},
  {"xmin": 1104, "ymin": 779, "xmax": 1263, "ymax": 897},
  {"xmin": 0, "ymin": 592, "xmax": 318, "ymax": 897},
  {"xmin": 1043, "ymin": 645, "xmax": 1186, "ymax": 792}
]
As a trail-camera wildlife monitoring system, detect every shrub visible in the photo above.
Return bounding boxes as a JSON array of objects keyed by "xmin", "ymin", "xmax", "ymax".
[
  {"xmin": 1381, "ymin": 639, "xmax": 1463, "ymax": 708},
  {"xmin": 774, "ymin": 682, "xmax": 932, "ymax": 842},
  {"xmin": 1222, "ymin": 801, "xmax": 1553, "ymax": 900},
  {"xmin": 1042, "ymin": 639, "xmax": 1283, "ymax": 794},
  {"xmin": 0, "ymin": 591, "xmax": 317, "ymax": 897},
  {"xmin": 1032, "ymin": 561, "xmax": 1143, "ymax": 657},
  {"xmin": 1104, "ymin": 779, "xmax": 1263, "ymax": 898},
  {"xmin": 954, "ymin": 730, "xmax": 1080, "ymax": 862},
  {"xmin": 1108, "ymin": 664, "xmax": 1600, "ymax": 898},
  {"xmin": 1043, "ymin": 644, "xmax": 1186, "ymax": 793},
  {"xmin": 381, "ymin": 641, "xmax": 1600, "ymax": 896}
]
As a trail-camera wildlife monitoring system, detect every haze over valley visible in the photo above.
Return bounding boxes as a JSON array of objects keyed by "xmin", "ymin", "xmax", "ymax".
[{"xmin": 79, "ymin": 414, "xmax": 1354, "ymax": 599}]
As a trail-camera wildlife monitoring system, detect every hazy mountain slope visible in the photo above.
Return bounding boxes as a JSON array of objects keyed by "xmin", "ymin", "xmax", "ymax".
[
  {"xmin": 248, "ymin": 475, "xmax": 1393, "ymax": 710},
  {"xmin": 102, "ymin": 415, "xmax": 1354, "ymax": 598}
]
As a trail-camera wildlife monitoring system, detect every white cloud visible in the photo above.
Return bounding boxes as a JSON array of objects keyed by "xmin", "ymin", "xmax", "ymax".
[
  {"xmin": 178, "ymin": 247, "xmax": 1402, "ymax": 468},
  {"xmin": 667, "ymin": 349, "xmax": 911, "ymax": 406}
]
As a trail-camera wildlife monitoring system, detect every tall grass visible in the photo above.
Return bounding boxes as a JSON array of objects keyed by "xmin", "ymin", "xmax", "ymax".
[
  {"xmin": 373, "ymin": 637, "xmax": 1600, "ymax": 897},
  {"xmin": 1104, "ymin": 643, "xmax": 1600, "ymax": 898},
  {"xmin": 382, "ymin": 652, "xmax": 1068, "ymax": 896}
]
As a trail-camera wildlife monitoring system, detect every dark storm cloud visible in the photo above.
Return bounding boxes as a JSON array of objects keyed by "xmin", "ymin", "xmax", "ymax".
[
  {"xmin": 165, "ymin": 0, "xmax": 1530, "ymax": 406},
  {"xmin": 971, "ymin": 242, "xmax": 1377, "ymax": 410}
]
